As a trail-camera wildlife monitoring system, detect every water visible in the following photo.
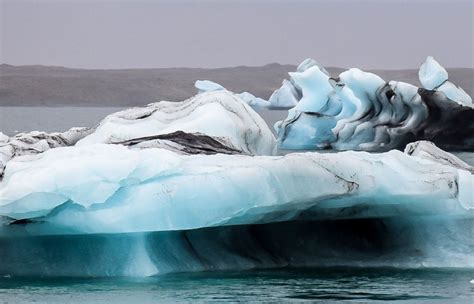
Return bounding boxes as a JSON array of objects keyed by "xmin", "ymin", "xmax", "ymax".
[
  {"xmin": 0, "ymin": 107, "xmax": 288, "ymax": 135},
  {"xmin": 0, "ymin": 107, "xmax": 125, "ymax": 135},
  {"xmin": 0, "ymin": 268, "xmax": 472, "ymax": 303}
]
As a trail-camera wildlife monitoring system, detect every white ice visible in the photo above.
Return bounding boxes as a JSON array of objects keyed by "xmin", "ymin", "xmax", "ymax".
[
  {"xmin": 0, "ymin": 143, "xmax": 471, "ymax": 235},
  {"xmin": 194, "ymin": 80, "xmax": 225, "ymax": 93},
  {"xmin": 195, "ymin": 80, "xmax": 292, "ymax": 109},
  {"xmin": 77, "ymin": 90, "xmax": 276, "ymax": 156},
  {"xmin": 419, "ymin": 56, "xmax": 472, "ymax": 107}
]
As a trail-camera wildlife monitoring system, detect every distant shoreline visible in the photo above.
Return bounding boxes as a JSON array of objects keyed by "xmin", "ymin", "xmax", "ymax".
[{"xmin": 1, "ymin": 64, "xmax": 472, "ymax": 108}]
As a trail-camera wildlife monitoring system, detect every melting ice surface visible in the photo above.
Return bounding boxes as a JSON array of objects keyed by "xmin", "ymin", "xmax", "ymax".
[
  {"xmin": 274, "ymin": 56, "xmax": 474, "ymax": 151},
  {"xmin": 0, "ymin": 58, "xmax": 473, "ymax": 278}
]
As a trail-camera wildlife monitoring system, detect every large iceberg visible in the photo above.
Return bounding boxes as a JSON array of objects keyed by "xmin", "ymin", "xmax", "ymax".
[
  {"xmin": 275, "ymin": 57, "xmax": 474, "ymax": 152},
  {"xmin": 0, "ymin": 58, "xmax": 473, "ymax": 277}
]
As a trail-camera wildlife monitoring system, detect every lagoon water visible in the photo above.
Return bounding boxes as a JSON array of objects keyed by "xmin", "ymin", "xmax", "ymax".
[{"xmin": 1, "ymin": 268, "xmax": 473, "ymax": 303}]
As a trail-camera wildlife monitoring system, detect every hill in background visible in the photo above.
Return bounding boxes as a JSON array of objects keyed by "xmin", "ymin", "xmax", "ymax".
[{"xmin": 0, "ymin": 64, "xmax": 472, "ymax": 107}]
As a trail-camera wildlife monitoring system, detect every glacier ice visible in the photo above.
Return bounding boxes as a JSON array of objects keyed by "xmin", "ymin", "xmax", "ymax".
[
  {"xmin": 237, "ymin": 91, "xmax": 271, "ymax": 109},
  {"xmin": 0, "ymin": 142, "xmax": 472, "ymax": 235},
  {"xmin": 76, "ymin": 90, "xmax": 276, "ymax": 156},
  {"xmin": 0, "ymin": 128, "xmax": 92, "ymax": 178},
  {"xmin": 1, "ymin": 216, "xmax": 472, "ymax": 277},
  {"xmin": 275, "ymin": 57, "xmax": 474, "ymax": 152},
  {"xmin": 267, "ymin": 58, "xmax": 329, "ymax": 110},
  {"xmin": 194, "ymin": 80, "xmax": 225, "ymax": 93},
  {"xmin": 195, "ymin": 79, "xmax": 289, "ymax": 109},
  {"xmin": 267, "ymin": 79, "xmax": 300, "ymax": 108},
  {"xmin": 405, "ymin": 141, "xmax": 473, "ymax": 173},
  {"xmin": 0, "ymin": 137, "xmax": 472, "ymax": 276},
  {"xmin": 418, "ymin": 56, "xmax": 449, "ymax": 90},
  {"xmin": 0, "ymin": 57, "xmax": 473, "ymax": 277},
  {"xmin": 419, "ymin": 56, "xmax": 472, "ymax": 107},
  {"xmin": 0, "ymin": 91, "xmax": 276, "ymax": 178}
]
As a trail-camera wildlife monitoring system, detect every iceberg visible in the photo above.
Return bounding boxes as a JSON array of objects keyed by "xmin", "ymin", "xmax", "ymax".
[
  {"xmin": 275, "ymin": 57, "xmax": 474, "ymax": 152},
  {"xmin": 0, "ymin": 58, "xmax": 473, "ymax": 277},
  {"xmin": 194, "ymin": 80, "xmax": 287, "ymax": 110},
  {"xmin": 237, "ymin": 91, "xmax": 271, "ymax": 109},
  {"xmin": 194, "ymin": 80, "xmax": 271, "ymax": 109},
  {"xmin": 419, "ymin": 56, "xmax": 472, "ymax": 107},
  {"xmin": 194, "ymin": 80, "xmax": 225, "ymax": 93}
]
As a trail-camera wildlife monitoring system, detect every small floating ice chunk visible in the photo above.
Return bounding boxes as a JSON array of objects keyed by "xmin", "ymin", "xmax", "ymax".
[
  {"xmin": 194, "ymin": 80, "xmax": 225, "ymax": 93},
  {"xmin": 419, "ymin": 56, "xmax": 448, "ymax": 90},
  {"xmin": 238, "ymin": 92, "xmax": 271, "ymax": 109},
  {"xmin": 419, "ymin": 56, "xmax": 472, "ymax": 107}
]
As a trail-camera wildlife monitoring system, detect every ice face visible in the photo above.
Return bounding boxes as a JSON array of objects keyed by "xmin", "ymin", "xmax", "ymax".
[
  {"xmin": 275, "ymin": 58, "xmax": 474, "ymax": 152},
  {"xmin": 419, "ymin": 56, "xmax": 472, "ymax": 107},
  {"xmin": 0, "ymin": 143, "xmax": 471, "ymax": 235},
  {"xmin": 292, "ymin": 65, "xmax": 334, "ymax": 113}
]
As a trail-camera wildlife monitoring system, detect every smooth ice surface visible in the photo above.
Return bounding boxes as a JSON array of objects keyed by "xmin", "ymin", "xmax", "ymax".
[
  {"xmin": 0, "ymin": 144, "xmax": 472, "ymax": 235},
  {"xmin": 436, "ymin": 81, "xmax": 473, "ymax": 107},
  {"xmin": 237, "ymin": 91, "xmax": 271, "ymax": 109},
  {"xmin": 194, "ymin": 80, "xmax": 225, "ymax": 93},
  {"xmin": 267, "ymin": 79, "xmax": 299, "ymax": 108},
  {"xmin": 418, "ymin": 56, "xmax": 449, "ymax": 89},
  {"xmin": 419, "ymin": 56, "xmax": 472, "ymax": 107}
]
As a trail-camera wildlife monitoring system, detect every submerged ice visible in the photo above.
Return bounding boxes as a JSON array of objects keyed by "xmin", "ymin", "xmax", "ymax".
[{"xmin": 0, "ymin": 56, "xmax": 473, "ymax": 277}]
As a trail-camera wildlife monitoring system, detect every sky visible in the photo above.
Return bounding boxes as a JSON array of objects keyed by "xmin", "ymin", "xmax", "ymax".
[{"xmin": 1, "ymin": 0, "xmax": 473, "ymax": 69}]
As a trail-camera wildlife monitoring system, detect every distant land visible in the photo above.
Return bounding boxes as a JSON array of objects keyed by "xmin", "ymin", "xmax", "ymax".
[{"xmin": 0, "ymin": 63, "xmax": 472, "ymax": 107}]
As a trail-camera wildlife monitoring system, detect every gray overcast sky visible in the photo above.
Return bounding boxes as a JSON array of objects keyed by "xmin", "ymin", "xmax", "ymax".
[{"xmin": 1, "ymin": 0, "xmax": 473, "ymax": 69}]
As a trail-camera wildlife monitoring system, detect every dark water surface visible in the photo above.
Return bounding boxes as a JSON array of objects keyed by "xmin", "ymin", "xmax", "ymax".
[{"xmin": 0, "ymin": 268, "xmax": 473, "ymax": 303}]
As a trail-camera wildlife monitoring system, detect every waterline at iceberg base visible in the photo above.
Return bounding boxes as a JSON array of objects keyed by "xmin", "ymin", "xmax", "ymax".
[
  {"xmin": 0, "ymin": 57, "xmax": 473, "ymax": 277},
  {"xmin": 1, "ymin": 217, "xmax": 472, "ymax": 277}
]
